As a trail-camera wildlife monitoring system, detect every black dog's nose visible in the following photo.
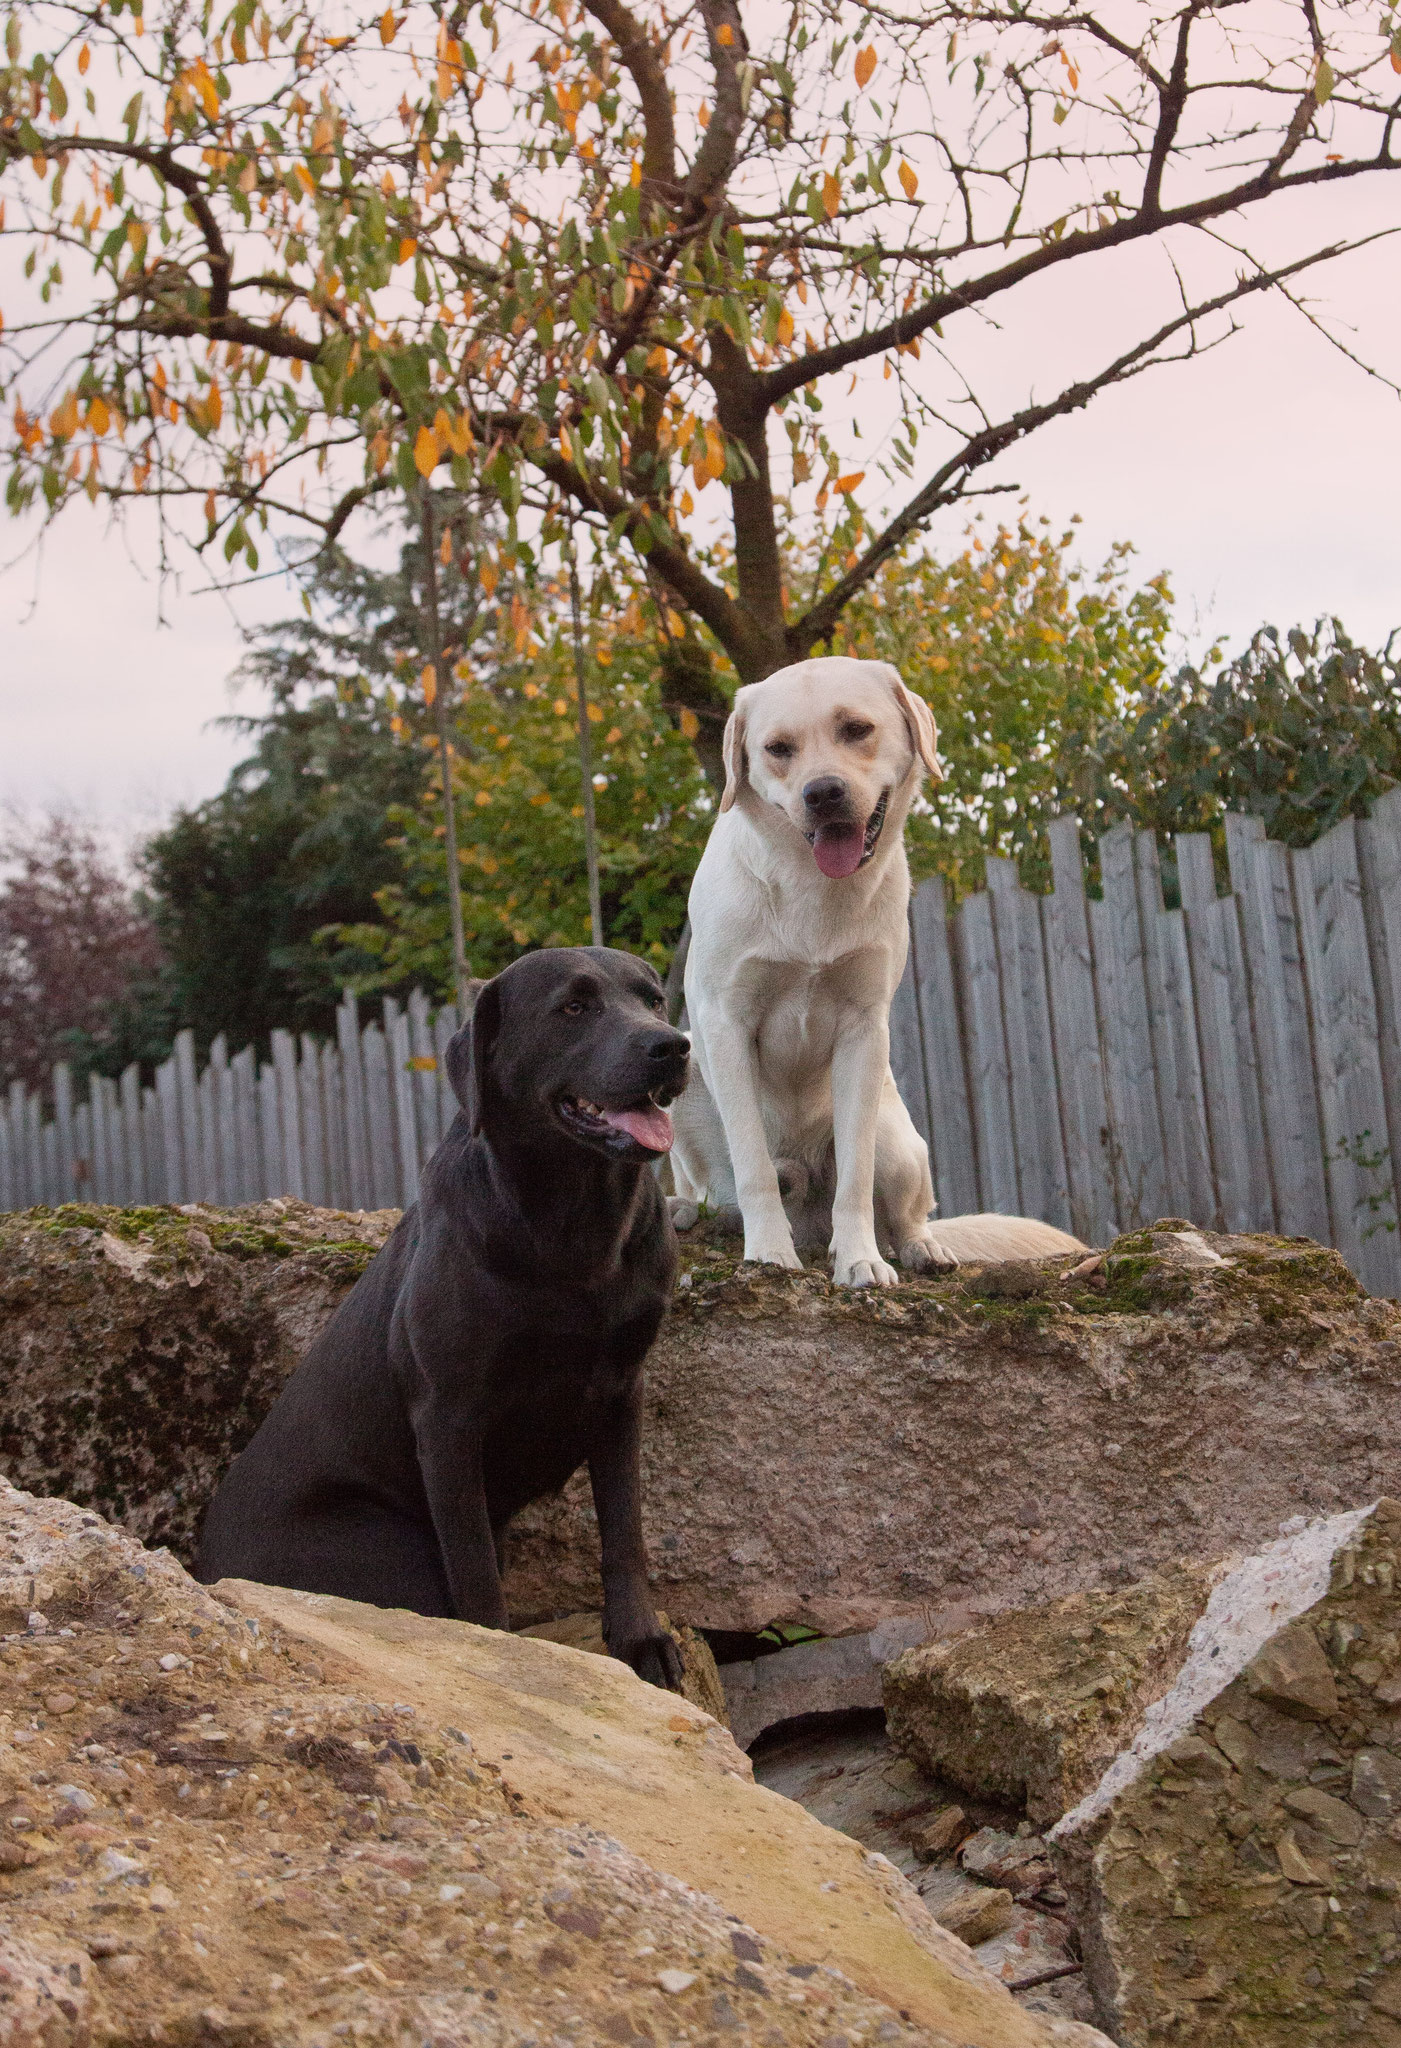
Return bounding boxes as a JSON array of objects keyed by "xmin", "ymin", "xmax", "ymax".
[
  {"xmin": 646, "ymin": 1030, "xmax": 689, "ymax": 1065},
  {"xmin": 803, "ymin": 774, "xmax": 849, "ymax": 813}
]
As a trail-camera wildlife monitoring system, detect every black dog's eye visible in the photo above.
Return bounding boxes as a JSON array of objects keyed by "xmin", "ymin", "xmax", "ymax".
[
  {"xmin": 562, "ymin": 998, "xmax": 586, "ymax": 1016},
  {"xmin": 765, "ymin": 739, "xmax": 796, "ymax": 760}
]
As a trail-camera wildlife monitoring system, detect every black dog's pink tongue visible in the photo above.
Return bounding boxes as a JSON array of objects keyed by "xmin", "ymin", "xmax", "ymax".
[
  {"xmin": 601, "ymin": 1104, "xmax": 674, "ymax": 1151},
  {"xmin": 812, "ymin": 822, "xmax": 865, "ymax": 879}
]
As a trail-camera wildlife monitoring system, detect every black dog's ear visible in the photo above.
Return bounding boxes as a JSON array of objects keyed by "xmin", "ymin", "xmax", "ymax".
[{"xmin": 446, "ymin": 977, "xmax": 502, "ymax": 1134}]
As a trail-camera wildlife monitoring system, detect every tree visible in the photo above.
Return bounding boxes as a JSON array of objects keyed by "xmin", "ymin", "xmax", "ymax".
[
  {"xmin": 0, "ymin": 811, "xmax": 169, "ymax": 1092},
  {"xmin": 3, "ymin": 0, "xmax": 1398, "ymax": 742},
  {"xmin": 338, "ymin": 599, "xmax": 709, "ymax": 984},
  {"xmin": 137, "ymin": 548, "xmax": 441, "ymax": 1053}
]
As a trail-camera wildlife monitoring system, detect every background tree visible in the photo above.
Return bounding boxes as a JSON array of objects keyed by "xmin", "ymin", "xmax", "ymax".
[
  {"xmin": 2, "ymin": 0, "xmax": 1398, "ymax": 749},
  {"xmin": 1113, "ymin": 618, "xmax": 1401, "ymax": 868},
  {"xmin": 141, "ymin": 660, "xmax": 426, "ymax": 1053},
  {"xmin": 0, "ymin": 812, "xmax": 169, "ymax": 1092}
]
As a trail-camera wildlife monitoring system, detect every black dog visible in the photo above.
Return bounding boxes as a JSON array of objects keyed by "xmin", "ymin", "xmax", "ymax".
[{"xmin": 196, "ymin": 947, "xmax": 690, "ymax": 1689}]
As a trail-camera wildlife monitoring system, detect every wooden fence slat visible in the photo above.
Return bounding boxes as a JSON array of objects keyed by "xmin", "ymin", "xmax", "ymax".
[
  {"xmin": 194, "ymin": 1062, "xmax": 216, "ymax": 1205},
  {"xmin": 955, "ymin": 888, "xmax": 1020, "ymax": 1213},
  {"xmin": 138, "ymin": 1086, "xmax": 160, "ymax": 1204},
  {"xmin": 155, "ymin": 1057, "xmax": 183, "ymax": 1205},
  {"xmin": 909, "ymin": 876, "xmax": 979, "ymax": 1218},
  {"xmin": 269, "ymin": 1029, "xmax": 306, "ymax": 1200},
  {"xmin": 298, "ymin": 1033, "xmax": 328, "ymax": 1207},
  {"xmin": 1090, "ymin": 823, "xmax": 1171, "ymax": 1228},
  {"xmin": 336, "ymin": 995, "xmax": 370, "ymax": 1211},
  {"xmin": 1133, "ymin": 830, "xmax": 1217, "ymax": 1227},
  {"xmin": 23, "ymin": 1090, "xmax": 42, "ymax": 1208},
  {"xmin": 1227, "ymin": 818, "xmax": 1331, "ymax": 1243},
  {"xmin": 986, "ymin": 857, "xmax": 1071, "ymax": 1230},
  {"xmin": 256, "ymin": 1061, "xmax": 282, "ymax": 1196},
  {"xmin": 0, "ymin": 1101, "xmax": 13, "ymax": 1211},
  {"xmin": 384, "ymin": 997, "xmax": 420, "ymax": 1208},
  {"xmin": 1178, "ymin": 835, "xmax": 1274, "ymax": 1233},
  {"xmin": 1355, "ymin": 792, "xmax": 1401, "ymax": 1297},
  {"xmin": 361, "ymin": 1023, "xmax": 399, "ymax": 1210},
  {"xmin": 53, "ymin": 1064, "xmax": 76, "ymax": 1205},
  {"xmin": 433, "ymin": 1004, "xmax": 459, "ymax": 1147},
  {"xmin": 100, "ymin": 1076, "xmax": 124, "ymax": 1206},
  {"xmin": 1042, "ymin": 816, "xmax": 1118, "ymax": 1245},
  {"xmin": 6, "ymin": 1085, "xmax": 25, "ymax": 1208},
  {"xmin": 1292, "ymin": 819, "xmax": 1399, "ymax": 1296},
  {"xmin": 888, "ymin": 939, "xmax": 931, "ymax": 1147},
  {"xmin": 320, "ymin": 1045, "xmax": 348, "ymax": 1210},
  {"xmin": 228, "ymin": 1047, "xmax": 255, "ymax": 1203},
  {"xmin": 206, "ymin": 1036, "xmax": 232, "ymax": 1206},
  {"xmin": 172, "ymin": 1029, "xmax": 201, "ymax": 1203},
  {"xmin": 407, "ymin": 988, "xmax": 441, "ymax": 1169},
  {"xmin": 119, "ymin": 1064, "xmax": 145, "ymax": 1205}
]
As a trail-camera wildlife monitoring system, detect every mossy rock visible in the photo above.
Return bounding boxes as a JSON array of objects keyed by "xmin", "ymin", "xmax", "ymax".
[{"xmin": 0, "ymin": 1200, "xmax": 396, "ymax": 1564}]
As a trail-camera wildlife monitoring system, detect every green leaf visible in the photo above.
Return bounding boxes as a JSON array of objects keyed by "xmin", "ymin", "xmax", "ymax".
[{"xmin": 1315, "ymin": 55, "xmax": 1335, "ymax": 102}]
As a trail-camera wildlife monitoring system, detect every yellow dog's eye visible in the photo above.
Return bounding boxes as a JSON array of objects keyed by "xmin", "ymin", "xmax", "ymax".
[
  {"xmin": 840, "ymin": 720, "xmax": 875, "ymax": 744},
  {"xmin": 765, "ymin": 739, "xmax": 795, "ymax": 759}
]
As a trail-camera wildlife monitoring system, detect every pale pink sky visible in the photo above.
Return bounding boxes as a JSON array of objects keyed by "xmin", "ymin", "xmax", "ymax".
[{"xmin": 3, "ymin": 172, "xmax": 1398, "ymax": 835}]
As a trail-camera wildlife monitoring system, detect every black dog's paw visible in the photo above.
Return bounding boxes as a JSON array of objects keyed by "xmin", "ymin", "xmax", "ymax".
[{"xmin": 607, "ymin": 1619, "xmax": 686, "ymax": 1693}]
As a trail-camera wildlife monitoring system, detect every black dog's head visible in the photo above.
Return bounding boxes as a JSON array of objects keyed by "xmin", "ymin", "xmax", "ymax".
[{"xmin": 445, "ymin": 948, "xmax": 689, "ymax": 1163}]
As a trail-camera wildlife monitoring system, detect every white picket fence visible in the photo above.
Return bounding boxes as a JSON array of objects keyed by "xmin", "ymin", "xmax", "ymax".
[
  {"xmin": 888, "ymin": 798, "xmax": 1401, "ymax": 1296},
  {"xmin": 7, "ymin": 798, "xmax": 1401, "ymax": 1295},
  {"xmin": 0, "ymin": 990, "xmax": 466, "ymax": 1219}
]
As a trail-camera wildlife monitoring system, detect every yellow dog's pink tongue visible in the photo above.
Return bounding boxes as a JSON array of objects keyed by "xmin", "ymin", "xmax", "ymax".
[
  {"xmin": 813, "ymin": 823, "xmax": 865, "ymax": 879},
  {"xmin": 602, "ymin": 1104, "xmax": 674, "ymax": 1151}
]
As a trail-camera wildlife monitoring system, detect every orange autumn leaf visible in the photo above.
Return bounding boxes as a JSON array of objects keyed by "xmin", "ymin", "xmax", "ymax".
[
  {"xmin": 898, "ymin": 160, "xmax": 918, "ymax": 199},
  {"xmin": 833, "ymin": 471, "xmax": 865, "ymax": 495},
  {"xmin": 854, "ymin": 45, "xmax": 877, "ymax": 87},
  {"xmin": 86, "ymin": 395, "xmax": 110, "ymax": 436},
  {"xmin": 421, "ymin": 662, "xmax": 438, "ymax": 707},
  {"xmin": 775, "ymin": 306, "xmax": 794, "ymax": 347},
  {"xmin": 379, "ymin": 8, "xmax": 397, "ymax": 43},
  {"xmin": 480, "ymin": 558, "xmax": 499, "ymax": 596},
  {"xmin": 397, "ymin": 237, "xmax": 418, "ymax": 264},
  {"xmin": 49, "ymin": 391, "xmax": 79, "ymax": 439},
  {"xmin": 822, "ymin": 171, "xmax": 841, "ymax": 217},
  {"xmin": 413, "ymin": 424, "xmax": 438, "ymax": 476}
]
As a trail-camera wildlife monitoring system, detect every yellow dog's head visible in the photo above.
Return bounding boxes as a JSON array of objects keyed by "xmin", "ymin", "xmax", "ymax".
[{"xmin": 719, "ymin": 656, "xmax": 942, "ymax": 877}]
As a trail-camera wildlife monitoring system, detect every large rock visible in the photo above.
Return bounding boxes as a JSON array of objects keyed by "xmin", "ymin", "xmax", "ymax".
[
  {"xmin": 7, "ymin": 1206, "xmax": 1401, "ymax": 1637},
  {"xmin": 0, "ymin": 1200, "xmax": 393, "ymax": 1558},
  {"xmin": 1047, "ymin": 1500, "xmax": 1401, "ymax": 2045},
  {"xmin": 0, "ymin": 1477, "xmax": 1109, "ymax": 2048},
  {"xmin": 883, "ymin": 1561, "xmax": 1222, "ymax": 1824}
]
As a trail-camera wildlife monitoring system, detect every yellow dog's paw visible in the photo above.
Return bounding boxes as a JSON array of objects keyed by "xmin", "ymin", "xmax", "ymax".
[
  {"xmin": 836, "ymin": 1254, "xmax": 900, "ymax": 1289},
  {"xmin": 899, "ymin": 1231, "xmax": 960, "ymax": 1273}
]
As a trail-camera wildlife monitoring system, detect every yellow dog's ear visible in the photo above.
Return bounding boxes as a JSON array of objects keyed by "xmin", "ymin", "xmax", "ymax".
[
  {"xmin": 719, "ymin": 694, "xmax": 750, "ymax": 812},
  {"xmin": 888, "ymin": 670, "xmax": 943, "ymax": 782}
]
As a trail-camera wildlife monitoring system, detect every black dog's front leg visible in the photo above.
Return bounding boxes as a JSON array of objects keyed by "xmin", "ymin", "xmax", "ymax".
[
  {"xmin": 416, "ymin": 1420, "xmax": 510, "ymax": 1630},
  {"xmin": 588, "ymin": 1386, "xmax": 684, "ymax": 1692}
]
